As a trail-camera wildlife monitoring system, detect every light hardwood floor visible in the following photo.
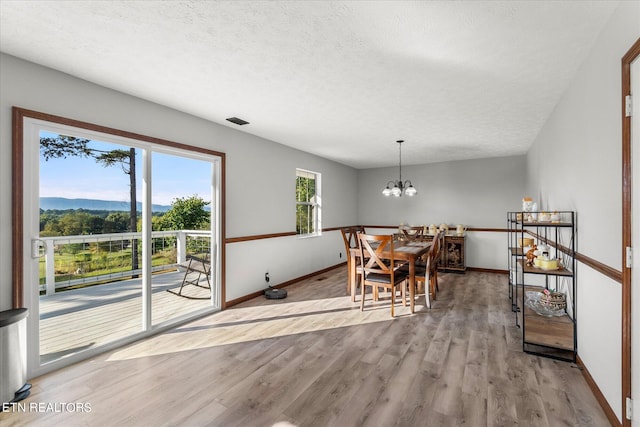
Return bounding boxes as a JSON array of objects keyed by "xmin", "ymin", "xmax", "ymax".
[{"xmin": 0, "ymin": 267, "xmax": 610, "ymax": 426}]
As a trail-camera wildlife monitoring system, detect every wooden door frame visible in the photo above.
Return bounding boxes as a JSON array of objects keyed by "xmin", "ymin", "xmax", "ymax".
[
  {"xmin": 11, "ymin": 107, "xmax": 227, "ymax": 309},
  {"xmin": 622, "ymin": 37, "xmax": 640, "ymax": 427}
]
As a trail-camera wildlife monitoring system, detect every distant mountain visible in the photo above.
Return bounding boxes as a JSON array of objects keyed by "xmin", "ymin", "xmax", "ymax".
[{"xmin": 40, "ymin": 197, "xmax": 172, "ymax": 212}]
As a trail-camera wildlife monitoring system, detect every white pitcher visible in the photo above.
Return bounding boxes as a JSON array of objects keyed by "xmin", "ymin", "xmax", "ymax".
[{"xmin": 456, "ymin": 224, "xmax": 467, "ymax": 235}]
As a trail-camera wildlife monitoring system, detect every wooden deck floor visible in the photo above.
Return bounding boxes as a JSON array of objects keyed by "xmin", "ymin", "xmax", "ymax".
[
  {"xmin": 39, "ymin": 269, "xmax": 213, "ymax": 363},
  {"xmin": 2, "ymin": 267, "xmax": 610, "ymax": 427}
]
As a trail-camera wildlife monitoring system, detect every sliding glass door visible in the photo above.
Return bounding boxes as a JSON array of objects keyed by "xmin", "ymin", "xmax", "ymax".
[{"xmin": 20, "ymin": 115, "xmax": 222, "ymax": 377}]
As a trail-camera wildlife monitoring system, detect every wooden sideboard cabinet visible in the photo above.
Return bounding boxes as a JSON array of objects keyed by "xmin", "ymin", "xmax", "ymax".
[
  {"xmin": 440, "ymin": 234, "xmax": 466, "ymax": 273},
  {"xmin": 421, "ymin": 233, "xmax": 466, "ymax": 273}
]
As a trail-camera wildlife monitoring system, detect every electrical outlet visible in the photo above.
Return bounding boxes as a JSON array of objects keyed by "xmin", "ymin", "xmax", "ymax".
[{"xmin": 265, "ymin": 272, "xmax": 270, "ymax": 283}]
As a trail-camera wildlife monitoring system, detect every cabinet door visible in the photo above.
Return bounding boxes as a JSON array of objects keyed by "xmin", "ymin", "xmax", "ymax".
[{"xmin": 445, "ymin": 236, "xmax": 465, "ymax": 271}]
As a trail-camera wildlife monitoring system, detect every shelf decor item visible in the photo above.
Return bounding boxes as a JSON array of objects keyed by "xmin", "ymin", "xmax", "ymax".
[
  {"xmin": 525, "ymin": 289, "xmax": 566, "ymax": 317},
  {"xmin": 539, "ymin": 212, "xmax": 551, "ymax": 222},
  {"xmin": 537, "ymin": 258, "xmax": 559, "ymax": 270},
  {"xmin": 455, "ymin": 224, "xmax": 467, "ymax": 235},
  {"xmin": 522, "ymin": 197, "xmax": 534, "ymax": 212},
  {"xmin": 539, "ymin": 289, "xmax": 566, "ymax": 310},
  {"xmin": 518, "ymin": 237, "xmax": 534, "ymax": 247},
  {"xmin": 526, "ymin": 298, "xmax": 566, "ymax": 317}
]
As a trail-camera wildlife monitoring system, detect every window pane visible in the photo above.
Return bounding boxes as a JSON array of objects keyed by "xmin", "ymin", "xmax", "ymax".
[
  {"xmin": 296, "ymin": 203, "xmax": 316, "ymax": 235},
  {"xmin": 295, "ymin": 169, "xmax": 319, "ymax": 235},
  {"xmin": 296, "ymin": 171, "xmax": 316, "ymax": 203}
]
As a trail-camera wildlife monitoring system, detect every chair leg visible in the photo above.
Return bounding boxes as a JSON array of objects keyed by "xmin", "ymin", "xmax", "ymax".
[
  {"xmin": 424, "ymin": 279, "xmax": 431, "ymax": 309},
  {"xmin": 415, "ymin": 278, "xmax": 429, "ymax": 309},
  {"xmin": 360, "ymin": 283, "xmax": 366, "ymax": 312},
  {"xmin": 391, "ymin": 284, "xmax": 395, "ymax": 317},
  {"xmin": 430, "ymin": 276, "xmax": 437, "ymax": 301},
  {"xmin": 405, "ymin": 279, "xmax": 408, "ymax": 305},
  {"xmin": 401, "ymin": 279, "xmax": 407, "ymax": 307},
  {"xmin": 351, "ymin": 271, "xmax": 357, "ymax": 303}
]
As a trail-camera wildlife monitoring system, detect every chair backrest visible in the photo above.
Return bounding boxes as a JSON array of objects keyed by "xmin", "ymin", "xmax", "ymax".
[
  {"xmin": 357, "ymin": 233, "xmax": 396, "ymax": 277},
  {"xmin": 428, "ymin": 231, "xmax": 444, "ymax": 274},
  {"xmin": 425, "ymin": 246, "xmax": 436, "ymax": 276},
  {"xmin": 341, "ymin": 226, "xmax": 365, "ymax": 251},
  {"xmin": 186, "ymin": 255, "xmax": 211, "ymax": 275},
  {"xmin": 400, "ymin": 226, "xmax": 425, "ymax": 241}
]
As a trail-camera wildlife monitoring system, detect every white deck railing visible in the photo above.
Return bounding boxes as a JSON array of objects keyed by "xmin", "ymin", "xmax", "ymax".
[{"xmin": 39, "ymin": 230, "xmax": 211, "ymax": 295}]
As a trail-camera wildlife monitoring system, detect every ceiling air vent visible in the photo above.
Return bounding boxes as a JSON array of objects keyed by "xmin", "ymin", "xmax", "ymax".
[{"xmin": 226, "ymin": 117, "xmax": 250, "ymax": 126}]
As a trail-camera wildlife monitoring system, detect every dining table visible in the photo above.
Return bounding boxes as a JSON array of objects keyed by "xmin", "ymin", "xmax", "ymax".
[{"xmin": 349, "ymin": 238, "xmax": 432, "ymax": 313}]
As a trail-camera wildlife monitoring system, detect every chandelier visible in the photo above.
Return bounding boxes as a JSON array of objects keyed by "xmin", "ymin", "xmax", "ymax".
[{"xmin": 382, "ymin": 140, "xmax": 417, "ymax": 197}]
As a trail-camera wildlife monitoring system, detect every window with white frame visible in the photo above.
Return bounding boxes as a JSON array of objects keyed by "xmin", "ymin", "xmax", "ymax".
[{"xmin": 296, "ymin": 169, "xmax": 321, "ymax": 236}]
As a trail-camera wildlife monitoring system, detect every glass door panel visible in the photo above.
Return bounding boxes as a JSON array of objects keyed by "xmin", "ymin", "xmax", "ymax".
[
  {"xmin": 38, "ymin": 132, "xmax": 142, "ymax": 364},
  {"xmin": 150, "ymin": 152, "xmax": 214, "ymax": 326}
]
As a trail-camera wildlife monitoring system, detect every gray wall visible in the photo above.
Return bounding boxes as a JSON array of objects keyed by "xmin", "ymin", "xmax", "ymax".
[
  {"xmin": 526, "ymin": 2, "xmax": 639, "ymax": 421},
  {"xmin": 0, "ymin": 53, "xmax": 358, "ymax": 308},
  {"xmin": 357, "ymin": 155, "xmax": 527, "ymax": 270}
]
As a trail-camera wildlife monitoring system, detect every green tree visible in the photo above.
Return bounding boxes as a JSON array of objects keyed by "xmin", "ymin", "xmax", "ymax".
[
  {"xmin": 41, "ymin": 220, "xmax": 62, "ymax": 237},
  {"xmin": 40, "ymin": 211, "xmax": 61, "ymax": 236},
  {"xmin": 104, "ymin": 212, "xmax": 130, "ymax": 233},
  {"xmin": 151, "ymin": 214, "xmax": 165, "ymax": 231},
  {"xmin": 56, "ymin": 211, "xmax": 104, "ymax": 235},
  {"xmin": 159, "ymin": 196, "xmax": 210, "ymax": 231}
]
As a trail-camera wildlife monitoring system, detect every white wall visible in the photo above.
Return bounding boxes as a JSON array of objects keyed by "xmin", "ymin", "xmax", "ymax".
[
  {"xmin": 0, "ymin": 53, "xmax": 358, "ymax": 310},
  {"xmin": 357, "ymin": 155, "xmax": 527, "ymax": 270},
  {"xmin": 526, "ymin": 2, "xmax": 640, "ymax": 421},
  {"xmin": 226, "ymin": 231, "xmax": 344, "ymax": 301}
]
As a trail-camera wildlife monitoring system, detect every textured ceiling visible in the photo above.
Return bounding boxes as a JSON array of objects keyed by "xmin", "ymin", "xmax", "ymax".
[{"xmin": 0, "ymin": 1, "xmax": 619, "ymax": 169}]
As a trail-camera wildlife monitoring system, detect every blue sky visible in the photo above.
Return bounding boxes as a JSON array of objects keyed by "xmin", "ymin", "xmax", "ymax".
[{"xmin": 39, "ymin": 133, "xmax": 212, "ymax": 206}]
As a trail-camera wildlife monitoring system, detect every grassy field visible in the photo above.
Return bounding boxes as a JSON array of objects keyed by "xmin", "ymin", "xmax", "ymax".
[{"xmin": 39, "ymin": 246, "xmax": 177, "ymax": 284}]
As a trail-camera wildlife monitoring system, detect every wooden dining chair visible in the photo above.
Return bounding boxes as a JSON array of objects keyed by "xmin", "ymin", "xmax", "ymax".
[
  {"xmin": 400, "ymin": 225, "xmax": 425, "ymax": 241},
  {"xmin": 341, "ymin": 226, "xmax": 366, "ymax": 301},
  {"xmin": 356, "ymin": 233, "xmax": 408, "ymax": 317},
  {"xmin": 413, "ymin": 230, "xmax": 443, "ymax": 308},
  {"xmin": 433, "ymin": 230, "xmax": 445, "ymax": 293}
]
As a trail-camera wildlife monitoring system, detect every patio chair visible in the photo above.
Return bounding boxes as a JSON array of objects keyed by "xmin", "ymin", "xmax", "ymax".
[{"xmin": 168, "ymin": 255, "xmax": 211, "ymax": 299}]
